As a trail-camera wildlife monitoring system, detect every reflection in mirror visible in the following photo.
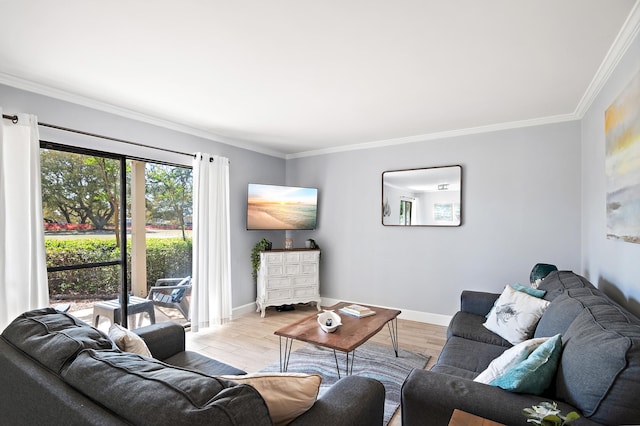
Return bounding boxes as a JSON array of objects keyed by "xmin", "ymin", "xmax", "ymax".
[{"xmin": 382, "ymin": 165, "xmax": 462, "ymax": 226}]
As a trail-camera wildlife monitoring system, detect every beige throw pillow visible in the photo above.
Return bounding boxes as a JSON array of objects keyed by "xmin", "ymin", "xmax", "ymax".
[
  {"xmin": 108, "ymin": 323, "xmax": 152, "ymax": 357},
  {"xmin": 219, "ymin": 372, "xmax": 322, "ymax": 425}
]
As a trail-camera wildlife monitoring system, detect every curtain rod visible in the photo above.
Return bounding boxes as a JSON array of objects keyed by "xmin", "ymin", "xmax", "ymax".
[{"xmin": 3, "ymin": 113, "xmax": 219, "ymax": 162}]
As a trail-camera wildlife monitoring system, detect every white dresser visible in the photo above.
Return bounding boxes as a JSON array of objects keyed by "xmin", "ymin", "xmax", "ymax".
[{"xmin": 256, "ymin": 249, "xmax": 321, "ymax": 317}]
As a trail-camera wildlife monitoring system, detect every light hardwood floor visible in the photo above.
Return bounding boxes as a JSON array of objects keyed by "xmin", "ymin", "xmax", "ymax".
[{"xmin": 184, "ymin": 303, "xmax": 447, "ymax": 426}]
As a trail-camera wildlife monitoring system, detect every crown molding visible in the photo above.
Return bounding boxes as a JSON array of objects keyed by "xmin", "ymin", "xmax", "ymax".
[
  {"xmin": 574, "ymin": 0, "xmax": 640, "ymax": 117},
  {"xmin": 3, "ymin": 1, "xmax": 638, "ymax": 161},
  {"xmin": 286, "ymin": 113, "xmax": 578, "ymax": 159},
  {"xmin": 0, "ymin": 72, "xmax": 287, "ymax": 159}
]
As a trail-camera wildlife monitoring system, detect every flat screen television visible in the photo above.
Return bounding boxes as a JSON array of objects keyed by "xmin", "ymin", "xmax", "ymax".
[{"xmin": 247, "ymin": 183, "xmax": 318, "ymax": 230}]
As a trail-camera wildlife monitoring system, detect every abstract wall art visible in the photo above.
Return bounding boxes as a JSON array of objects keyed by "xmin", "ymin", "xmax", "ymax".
[{"xmin": 605, "ymin": 69, "xmax": 640, "ymax": 243}]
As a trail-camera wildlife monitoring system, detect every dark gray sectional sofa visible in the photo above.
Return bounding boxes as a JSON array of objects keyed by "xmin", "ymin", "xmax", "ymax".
[
  {"xmin": 401, "ymin": 271, "xmax": 640, "ymax": 426},
  {"xmin": 0, "ymin": 308, "xmax": 385, "ymax": 425}
]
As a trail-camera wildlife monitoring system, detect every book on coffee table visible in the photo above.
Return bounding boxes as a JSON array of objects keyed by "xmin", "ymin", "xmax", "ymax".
[{"xmin": 339, "ymin": 304, "xmax": 376, "ymax": 318}]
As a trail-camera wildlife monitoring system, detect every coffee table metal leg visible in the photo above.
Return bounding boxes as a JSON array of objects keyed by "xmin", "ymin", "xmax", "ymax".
[
  {"xmin": 279, "ymin": 336, "xmax": 294, "ymax": 372},
  {"xmin": 387, "ymin": 318, "xmax": 399, "ymax": 356},
  {"xmin": 332, "ymin": 349, "xmax": 356, "ymax": 379}
]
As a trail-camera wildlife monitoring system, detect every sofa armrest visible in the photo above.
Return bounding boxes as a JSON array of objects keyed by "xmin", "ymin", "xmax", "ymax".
[
  {"xmin": 460, "ymin": 290, "xmax": 500, "ymax": 316},
  {"xmin": 290, "ymin": 376, "xmax": 385, "ymax": 426},
  {"xmin": 133, "ymin": 322, "xmax": 185, "ymax": 361},
  {"xmin": 401, "ymin": 369, "xmax": 602, "ymax": 426}
]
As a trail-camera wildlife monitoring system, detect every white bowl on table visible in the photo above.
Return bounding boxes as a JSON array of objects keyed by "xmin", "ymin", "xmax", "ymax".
[{"xmin": 317, "ymin": 310, "xmax": 342, "ymax": 333}]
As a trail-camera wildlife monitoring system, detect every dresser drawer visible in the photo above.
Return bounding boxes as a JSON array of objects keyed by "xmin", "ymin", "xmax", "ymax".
[
  {"xmin": 264, "ymin": 252, "xmax": 283, "ymax": 263},
  {"xmin": 265, "ymin": 265, "xmax": 284, "ymax": 276},
  {"xmin": 300, "ymin": 263, "xmax": 317, "ymax": 274},
  {"xmin": 266, "ymin": 277, "xmax": 290, "ymax": 289},
  {"xmin": 267, "ymin": 288, "xmax": 292, "ymax": 300},
  {"xmin": 284, "ymin": 252, "xmax": 301, "ymax": 263},
  {"xmin": 292, "ymin": 276, "xmax": 318, "ymax": 286},
  {"xmin": 301, "ymin": 252, "xmax": 319, "ymax": 262},
  {"xmin": 293, "ymin": 287, "xmax": 318, "ymax": 298},
  {"xmin": 284, "ymin": 264, "xmax": 301, "ymax": 275}
]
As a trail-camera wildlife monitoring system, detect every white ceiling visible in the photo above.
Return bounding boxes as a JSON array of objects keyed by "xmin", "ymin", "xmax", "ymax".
[{"xmin": 1, "ymin": 1, "xmax": 638, "ymax": 158}]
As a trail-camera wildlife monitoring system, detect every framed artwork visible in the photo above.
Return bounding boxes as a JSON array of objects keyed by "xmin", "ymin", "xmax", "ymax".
[{"xmin": 605, "ymin": 68, "xmax": 640, "ymax": 243}]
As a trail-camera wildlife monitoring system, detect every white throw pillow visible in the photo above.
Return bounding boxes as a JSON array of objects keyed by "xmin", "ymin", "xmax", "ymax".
[
  {"xmin": 109, "ymin": 323, "xmax": 152, "ymax": 357},
  {"xmin": 474, "ymin": 337, "xmax": 549, "ymax": 384},
  {"xmin": 483, "ymin": 285, "xmax": 550, "ymax": 345}
]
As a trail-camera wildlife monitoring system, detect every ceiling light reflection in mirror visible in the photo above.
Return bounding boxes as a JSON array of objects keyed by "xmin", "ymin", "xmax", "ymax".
[{"xmin": 382, "ymin": 165, "xmax": 462, "ymax": 226}]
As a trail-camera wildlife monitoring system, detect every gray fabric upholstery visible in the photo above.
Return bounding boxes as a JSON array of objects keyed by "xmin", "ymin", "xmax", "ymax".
[
  {"xmin": 134, "ymin": 321, "xmax": 185, "ymax": 360},
  {"xmin": 436, "ymin": 335, "xmax": 507, "ymax": 374},
  {"xmin": 556, "ymin": 303, "xmax": 640, "ymax": 425},
  {"xmin": 534, "ymin": 288, "xmax": 606, "ymax": 338},
  {"xmin": 0, "ymin": 337, "xmax": 128, "ymax": 425},
  {"xmin": 2, "ymin": 308, "xmax": 385, "ymax": 425},
  {"xmin": 1, "ymin": 307, "xmax": 115, "ymax": 374},
  {"xmin": 460, "ymin": 290, "xmax": 500, "ymax": 316},
  {"xmin": 62, "ymin": 349, "xmax": 271, "ymax": 426},
  {"xmin": 447, "ymin": 311, "xmax": 511, "ymax": 347},
  {"xmin": 537, "ymin": 270, "xmax": 595, "ymax": 301},
  {"xmin": 165, "ymin": 350, "xmax": 246, "ymax": 375},
  {"xmin": 401, "ymin": 368, "xmax": 602, "ymax": 426},
  {"xmin": 290, "ymin": 375, "xmax": 385, "ymax": 426},
  {"xmin": 402, "ymin": 271, "xmax": 638, "ymax": 426}
]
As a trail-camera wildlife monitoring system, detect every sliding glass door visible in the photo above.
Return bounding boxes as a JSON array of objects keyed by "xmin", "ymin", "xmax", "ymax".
[{"xmin": 41, "ymin": 142, "xmax": 192, "ymax": 328}]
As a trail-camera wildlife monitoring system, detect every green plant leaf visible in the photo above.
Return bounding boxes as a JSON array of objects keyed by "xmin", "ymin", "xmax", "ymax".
[{"xmin": 564, "ymin": 412, "xmax": 581, "ymax": 423}]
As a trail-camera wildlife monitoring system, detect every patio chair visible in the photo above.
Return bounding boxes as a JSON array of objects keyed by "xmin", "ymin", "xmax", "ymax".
[{"xmin": 147, "ymin": 276, "xmax": 192, "ymax": 321}]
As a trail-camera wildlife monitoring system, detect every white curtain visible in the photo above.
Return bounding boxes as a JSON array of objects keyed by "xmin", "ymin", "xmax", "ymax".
[
  {"xmin": 0, "ymin": 110, "xmax": 49, "ymax": 330},
  {"xmin": 191, "ymin": 153, "xmax": 232, "ymax": 331}
]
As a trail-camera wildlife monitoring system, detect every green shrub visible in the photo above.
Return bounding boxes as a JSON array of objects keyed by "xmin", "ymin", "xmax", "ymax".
[{"xmin": 46, "ymin": 238, "xmax": 192, "ymax": 298}]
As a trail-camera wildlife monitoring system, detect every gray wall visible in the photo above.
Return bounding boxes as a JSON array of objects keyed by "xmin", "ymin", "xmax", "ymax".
[
  {"xmin": 581, "ymin": 31, "xmax": 640, "ymax": 316},
  {"xmin": 0, "ymin": 84, "xmax": 287, "ymax": 309},
  {"xmin": 286, "ymin": 122, "xmax": 582, "ymax": 321},
  {"xmin": 6, "ymin": 26, "xmax": 639, "ymax": 322}
]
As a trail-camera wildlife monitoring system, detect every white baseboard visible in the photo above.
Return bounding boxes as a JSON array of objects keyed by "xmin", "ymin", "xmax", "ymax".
[
  {"xmin": 318, "ymin": 297, "xmax": 452, "ymax": 327},
  {"xmin": 235, "ymin": 298, "xmax": 452, "ymax": 327},
  {"xmin": 233, "ymin": 302, "xmax": 259, "ymax": 317}
]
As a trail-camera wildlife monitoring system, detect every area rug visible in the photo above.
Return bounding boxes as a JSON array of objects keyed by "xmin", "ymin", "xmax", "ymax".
[{"xmin": 260, "ymin": 341, "xmax": 430, "ymax": 425}]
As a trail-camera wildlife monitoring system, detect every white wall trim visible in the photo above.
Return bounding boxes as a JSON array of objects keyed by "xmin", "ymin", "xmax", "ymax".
[
  {"xmin": 574, "ymin": 1, "xmax": 640, "ymax": 118},
  {"xmin": 4, "ymin": 2, "xmax": 638, "ymax": 162},
  {"xmin": 236, "ymin": 299, "xmax": 451, "ymax": 326},
  {"xmin": 285, "ymin": 113, "xmax": 578, "ymax": 159},
  {"xmin": 0, "ymin": 72, "xmax": 286, "ymax": 159},
  {"xmin": 233, "ymin": 301, "xmax": 259, "ymax": 317},
  {"xmin": 320, "ymin": 297, "xmax": 452, "ymax": 327}
]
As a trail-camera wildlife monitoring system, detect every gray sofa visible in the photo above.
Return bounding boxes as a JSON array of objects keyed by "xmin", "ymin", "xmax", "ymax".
[
  {"xmin": 401, "ymin": 271, "xmax": 640, "ymax": 426},
  {"xmin": 0, "ymin": 308, "xmax": 385, "ymax": 425}
]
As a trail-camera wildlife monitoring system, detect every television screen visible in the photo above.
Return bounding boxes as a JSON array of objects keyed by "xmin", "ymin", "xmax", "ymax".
[{"xmin": 247, "ymin": 183, "xmax": 318, "ymax": 230}]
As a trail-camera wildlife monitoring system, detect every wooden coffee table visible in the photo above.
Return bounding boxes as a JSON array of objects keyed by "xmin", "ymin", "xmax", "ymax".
[
  {"xmin": 274, "ymin": 302, "xmax": 401, "ymax": 378},
  {"xmin": 448, "ymin": 409, "xmax": 505, "ymax": 426}
]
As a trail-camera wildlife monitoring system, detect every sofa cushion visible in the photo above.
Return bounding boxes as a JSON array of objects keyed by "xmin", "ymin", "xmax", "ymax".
[
  {"xmin": 164, "ymin": 350, "xmax": 246, "ymax": 375},
  {"xmin": 436, "ymin": 336, "xmax": 508, "ymax": 375},
  {"xmin": 62, "ymin": 349, "xmax": 272, "ymax": 425},
  {"xmin": 556, "ymin": 303, "xmax": 640, "ymax": 425},
  {"xmin": 109, "ymin": 323, "xmax": 152, "ymax": 357},
  {"xmin": 489, "ymin": 334, "xmax": 562, "ymax": 395},
  {"xmin": 220, "ymin": 373, "xmax": 321, "ymax": 426},
  {"xmin": 483, "ymin": 285, "xmax": 550, "ymax": 345},
  {"xmin": 534, "ymin": 287, "xmax": 608, "ymax": 338},
  {"xmin": 0, "ymin": 308, "xmax": 115, "ymax": 374},
  {"xmin": 448, "ymin": 312, "xmax": 511, "ymax": 347},
  {"xmin": 474, "ymin": 336, "xmax": 549, "ymax": 384},
  {"xmin": 536, "ymin": 271, "xmax": 595, "ymax": 302}
]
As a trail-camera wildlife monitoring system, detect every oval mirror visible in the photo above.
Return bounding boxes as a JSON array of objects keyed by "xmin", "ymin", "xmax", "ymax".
[{"xmin": 382, "ymin": 165, "xmax": 462, "ymax": 226}]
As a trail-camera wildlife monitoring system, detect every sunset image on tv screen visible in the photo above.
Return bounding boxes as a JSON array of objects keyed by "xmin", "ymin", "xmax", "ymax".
[{"xmin": 247, "ymin": 184, "xmax": 318, "ymax": 230}]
